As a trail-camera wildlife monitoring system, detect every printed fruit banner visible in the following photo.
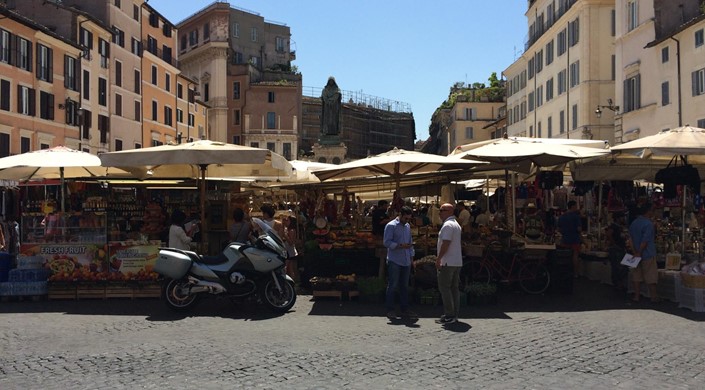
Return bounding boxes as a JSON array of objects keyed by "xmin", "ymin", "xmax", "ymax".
[
  {"xmin": 21, "ymin": 244, "xmax": 107, "ymax": 281},
  {"xmin": 108, "ymin": 243, "xmax": 159, "ymax": 280}
]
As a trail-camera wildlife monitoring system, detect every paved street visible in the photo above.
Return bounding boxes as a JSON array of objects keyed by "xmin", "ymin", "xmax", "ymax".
[{"xmin": 1, "ymin": 279, "xmax": 704, "ymax": 389}]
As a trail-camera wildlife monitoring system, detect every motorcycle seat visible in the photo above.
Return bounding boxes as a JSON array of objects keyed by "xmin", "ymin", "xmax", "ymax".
[{"xmin": 199, "ymin": 253, "xmax": 229, "ymax": 266}]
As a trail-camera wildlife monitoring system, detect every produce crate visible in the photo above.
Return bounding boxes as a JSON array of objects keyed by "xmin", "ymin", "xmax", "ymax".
[
  {"xmin": 76, "ymin": 285, "xmax": 107, "ymax": 299},
  {"xmin": 681, "ymin": 273, "xmax": 705, "ymax": 289},
  {"xmin": 132, "ymin": 282, "xmax": 161, "ymax": 298},
  {"xmin": 48, "ymin": 284, "xmax": 77, "ymax": 300},
  {"xmin": 105, "ymin": 285, "xmax": 134, "ymax": 299},
  {"xmin": 312, "ymin": 290, "xmax": 343, "ymax": 300}
]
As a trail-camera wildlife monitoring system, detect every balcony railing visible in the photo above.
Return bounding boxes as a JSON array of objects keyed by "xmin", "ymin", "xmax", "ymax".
[
  {"xmin": 142, "ymin": 41, "xmax": 178, "ymax": 68},
  {"xmin": 525, "ymin": 0, "xmax": 577, "ymax": 52}
]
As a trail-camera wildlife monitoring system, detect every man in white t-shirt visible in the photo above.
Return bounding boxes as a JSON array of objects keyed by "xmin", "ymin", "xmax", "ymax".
[{"xmin": 435, "ymin": 203, "xmax": 463, "ymax": 324}]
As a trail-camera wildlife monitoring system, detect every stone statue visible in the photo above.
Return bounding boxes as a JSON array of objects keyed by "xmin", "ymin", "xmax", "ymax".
[{"xmin": 320, "ymin": 77, "xmax": 342, "ymax": 137}]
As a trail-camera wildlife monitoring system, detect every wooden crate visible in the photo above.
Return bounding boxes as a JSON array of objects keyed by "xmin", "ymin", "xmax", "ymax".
[
  {"xmin": 48, "ymin": 285, "xmax": 77, "ymax": 300},
  {"xmin": 132, "ymin": 283, "xmax": 161, "ymax": 299},
  {"xmin": 76, "ymin": 285, "xmax": 106, "ymax": 299},
  {"xmin": 105, "ymin": 286, "xmax": 134, "ymax": 299},
  {"xmin": 312, "ymin": 290, "xmax": 343, "ymax": 300}
]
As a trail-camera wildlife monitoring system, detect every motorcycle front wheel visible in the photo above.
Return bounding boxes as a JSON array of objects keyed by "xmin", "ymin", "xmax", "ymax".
[
  {"xmin": 163, "ymin": 278, "xmax": 199, "ymax": 311},
  {"xmin": 261, "ymin": 277, "xmax": 296, "ymax": 313}
]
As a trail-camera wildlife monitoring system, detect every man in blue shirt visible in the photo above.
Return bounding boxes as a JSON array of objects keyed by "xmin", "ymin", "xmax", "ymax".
[
  {"xmin": 383, "ymin": 206, "xmax": 416, "ymax": 320},
  {"xmin": 557, "ymin": 200, "xmax": 582, "ymax": 278},
  {"xmin": 628, "ymin": 202, "xmax": 659, "ymax": 302}
]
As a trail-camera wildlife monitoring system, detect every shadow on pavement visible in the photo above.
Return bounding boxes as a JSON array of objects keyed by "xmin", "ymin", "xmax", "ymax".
[{"xmin": 307, "ymin": 278, "xmax": 705, "ymax": 322}]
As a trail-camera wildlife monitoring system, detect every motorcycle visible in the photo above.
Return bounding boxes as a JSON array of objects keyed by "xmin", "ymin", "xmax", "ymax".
[{"xmin": 154, "ymin": 218, "xmax": 296, "ymax": 313}]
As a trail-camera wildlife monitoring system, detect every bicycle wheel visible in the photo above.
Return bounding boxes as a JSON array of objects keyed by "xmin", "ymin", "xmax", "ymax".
[
  {"xmin": 519, "ymin": 262, "xmax": 550, "ymax": 294},
  {"xmin": 463, "ymin": 260, "xmax": 491, "ymax": 284}
]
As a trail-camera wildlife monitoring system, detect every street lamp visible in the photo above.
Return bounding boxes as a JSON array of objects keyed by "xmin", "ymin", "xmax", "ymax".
[{"xmin": 595, "ymin": 98, "xmax": 620, "ymax": 118}]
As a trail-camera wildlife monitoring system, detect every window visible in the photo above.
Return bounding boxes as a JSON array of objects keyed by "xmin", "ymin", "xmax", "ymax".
[
  {"xmin": 275, "ymin": 36, "xmax": 284, "ymax": 52},
  {"xmin": 692, "ymin": 68, "xmax": 705, "ymax": 96},
  {"xmin": 572, "ymin": 104, "xmax": 578, "ymax": 130},
  {"xmin": 546, "ymin": 78, "xmax": 554, "ymax": 101},
  {"xmin": 149, "ymin": 13, "xmax": 159, "ymax": 28},
  {"xmin": 559, "ymin": 110, "xmax": 565, "ymax": 133},
  {"xmin": 536, "ymin": 86, "xmax": 543, "ymax": 107},
  {"xmin": 134, "ymin": 100, "xmax": 141, "ymax": 121},
  {"xmin": 547, "ymin": 116, "xmax": 553, "ymax": 138},
  {"xmin": 203, "ymin": 83, "xmax": 209, "ymax": 101},
  {"xmin": 177, "ymin": 83, "xmax": 183, "ymax": 99},
  {"xmin": 557, "ymin": 29, "xmax": 566, "ymax": 56},
  {"xmin": 135, "ymin": 142, "xmax": 141, "ymax": 149},
  {"xmin": 146, "ymin": 36, "xmax": 157, "ymax": 55},
  {"xmin": 569, "ymin": 61, "xmax": 580, "ymax": 88},
  {"xmin": 465, "ymin": 108, "xmax": 476, "ymax": 120},
  {"xmin": 115, "ymin": 93, "xmax": 122, "ymax": 116},
  {"xmin": 528, "ymin": 91, "xmax": 534, "ymax": 112},
  {"xmin": 112, "ymin": 27, "xmax": 125, "ymax": 47},
  {"xmin": 0, "ymin": 133, "xmax": 8, "ymax": 158},
  {"xmin": 529, "ymin": 125, "xmax": 533, "ymax": 137},
  {"xmin": 180, "ymin": 35, "xmax": 187, "ymax": 51},
  {"xmin": 164, "ymin": 106, "xmax": 172, "ymax": 126},
  {"xmin": 176, "ymin": 108, "xmax": 183, "ymax": 123},
  {"xmin": 18, "ymin": 37, "xmax": 31, "ymax": 71},
  {"xmin": 232, "ymin": 51, "xmax": 243, "ymax": 64},
  {"xmin": 267, "ymin": 112, "xmax": 276, "ymax": 129},
  {"xmin": 268, "ymin": 91, "xmax": 275, "ymax": 103},
  {"xmin": 131, "ymin": 37, "xmax": 141, "ymax": 56},
  {"xmin": 612, "ymin": 55, "xmax": 616, "ymax": 81},
  {"xmin": 696, "ymin": 29, "xmax": 704, "ymax": 48},
  {"xmin": 133, "ymin": 4, "xmax": 139, "ymax": 20},
  {"xmin": 203, "ymin": 23, "xmax": 210, "ymax": 41},
  {"xmin": 98, "ymin": 115, "xmax": 109, "ymax": 144},
  {"xmin": 37, "ymin": 44, "xmax": 52, "ymax": 82},
  {"xmin": 98, "ymin": 39, "xmax": 109, "ymax": 68},
  {"xmin": 79, "ymin": 28, "xmax": 93, "ymax": 50},
  {"xmin": 232, "ymin": 23, "xmax": 239, "ymax": 38},
  {"xmin": 188, "ymin": 113, "xmax": 194, "ymax": 127},
  {"xmin": 283, "ymin": 143, "xmax": 291, "ymax": 160},
  {"xmin": 465, "ymin": 127, "xmax": 474, "ymax": 139},
  {"xmin": 115, "ymin": 60, "xmax": 122, "ymax": 87},
  {"xmin": 234, "ymin": 109, "xmax": 240, "ymax": 125},
  {"xmin": 233, "ymin": 82, "xmax": 240, "ymax": 99},
  {"xmin": 80, "ymin": 108, "xmax": 91, "ymax": 136},
  {"xmin": 266, "ymin": 142, "xmax": 275, "ymax": 152},
  {"xmin": 250, "ymin": 56, "xmax": 260, "ymax": 67},
  {"xmin": 39, "ymin": 91, "xmax": 54, "ymax": 120},
  {"xmin": 535, "ymin": 50, "xmax": 543, "ymax": 74},
  {"xmin": 250, "ymin": 142, "xmax": 259, "ymax": 148},
  {"xmin": 624, "ymin": 74, "xmax": 641, "ymax": 112},
  {"xmin": 0, "ymin": 79, "xmax": 10, "ymax": 111},
  {"xmin": 528, "ymin": 57, "xmax": 534, "ymax": 80},
  {"xmin": 115, "ymin": 139, "xmax": 123, "ymax": 151},
  {"xmin": 189, "ymin": 30, "xmax": 199, "ymax": 46},
  {"xmin": 17, "ymin": 85, "xmax": 35, "ymax": 116},
  {"xmin": 151, "ymin": 100, "xmax": 157, "ymax": 121},
  {"xmin": 21, "ymin": 136, "xmax": 30, "ymax": 153},
  {"xmin": 568, "ymin": 18, "xmax": 579, "ymax": 46},
  {"xmin": 98, "ymin": 77, "xmax": 107, "ymax": 106},
  {"xmin": 662, "ymin": 47, "xmax": 669, "ymax": 63},
  {"xmin": 134, "ymin": 70, "xmax": 141, "ymax": 93},
  {"xmin": 165, "ymin": 73, "xmax": 171, "ymax": 92},
  {"xmin": 64, "ymin": 55, "xmax": 78, "ymax": 91},
  {"xmin": 251, "ymin": 27, "xmax": 257, "ymax": 42},
  {"xmin": 557, "ymin": 69, "xmax": 566, "ymax": 94},
  {"xmin": 162, "ymin": 45, "xmax": 172, "ymax": 64},
  {"xmin": 698, "ymin": 119, "xmax": 705, "ymax": 128},
  {"xmin": 0, "ymin": 29, "xmax": 10, "ymax": 63},
  {"xmin": 628, "ymin": 1, "xmax": 638, "ymax": 32},
  {"xmin": 163, "ymin": 24, "xmax": 172, "ymax": 38},
  {"xmin": 662, "ymin": 81, "xmax": 670, "ymax": 106},
  {"xmin": 611, "ymin": 9, "xmax": 616, "ymax": 36},
  {"xmin": 151, "ymin": 65, "xmax": 157, "ymax": 85},
  {"xmin": 546, "ymin": 40, "xmax": 554, "ymax": 65}
]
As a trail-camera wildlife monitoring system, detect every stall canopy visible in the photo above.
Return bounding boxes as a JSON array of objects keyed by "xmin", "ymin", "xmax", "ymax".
[
  {"xmin": 311, "ymin": 147, "xmax": 488, "ymax": 191},
  {"xmin": 610, "ymin": 125, "xmax": 705, "ymax": 158},
  {"xmin": 0, "ymin": 146, "xmax": 132, "ymax": 212},
  {"xmin": 99, "ymin": 140, "xmax": 292, "ymax": 243}
]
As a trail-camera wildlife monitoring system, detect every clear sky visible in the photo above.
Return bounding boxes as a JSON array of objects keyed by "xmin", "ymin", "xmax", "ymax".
[{"xmin": 148, "ymin": 0, "xmax": 528, "ymax": 141}]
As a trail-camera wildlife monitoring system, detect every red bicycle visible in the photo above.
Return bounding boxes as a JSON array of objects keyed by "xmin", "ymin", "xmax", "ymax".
[{"xmin": 463, "ymin": 242, "xmax": 550, "ymax": 294}]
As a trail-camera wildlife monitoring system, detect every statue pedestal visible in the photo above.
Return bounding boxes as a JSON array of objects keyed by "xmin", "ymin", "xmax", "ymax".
[{"xmin": 312, "ymin": 142, "xmax": 347, "ymax": 165}]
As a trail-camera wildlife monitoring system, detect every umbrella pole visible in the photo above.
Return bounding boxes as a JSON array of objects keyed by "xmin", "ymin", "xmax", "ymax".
[
  {"xmin": 60, "ymin": 167, "xmax": 65, "ymax": 213},
  {"xmin": 598, "ymin": 181, "xmax": 603, "ymax": 245},
  {"xmin": 683, "ymin": 185, "xmax": 687, "ymax": 255},
  {"xmin": 511, "ymin": 172, "xmax": 516, "ymax": 232},
  {"xmin": 200, "ymin": 164, "xmax": 207, "ymax": 252}
]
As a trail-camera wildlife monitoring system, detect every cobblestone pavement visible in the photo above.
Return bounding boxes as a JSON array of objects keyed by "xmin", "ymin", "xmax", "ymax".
[{"xmin": 1, "ymin": 279, "xmax": 704, "ymax": 389}]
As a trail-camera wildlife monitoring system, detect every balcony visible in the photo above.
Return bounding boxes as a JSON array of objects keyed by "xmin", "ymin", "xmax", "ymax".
[
  {"xmin": 142, "ymin": 41, "xmax": 178, "ymax": 68},
  {"xmin": 524, "ymin": 0, "xmax": 577, "ymax": 52}
]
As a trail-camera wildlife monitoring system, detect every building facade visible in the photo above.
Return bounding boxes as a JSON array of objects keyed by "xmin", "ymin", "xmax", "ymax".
[
  {"xmin": 177, "ymin": 2, "xmax": 300, "ymax": 158},
  {"xmin": 615, "ymin": 0, "xmax": 705, "ymax": 142},
  {"xmin": 447, "ymin": 95, "xmax": 505, "ymax": 151},
  {"xmin": 0, "ymin": 6, "xmax": 83, "ymax": 156},
  {"xmin": 505, "ymin": 0, "xmax": 617, "ymax": 143}
]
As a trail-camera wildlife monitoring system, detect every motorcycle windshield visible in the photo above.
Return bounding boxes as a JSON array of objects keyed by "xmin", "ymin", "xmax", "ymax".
[{"xmin": 252, "ymin": 218, "xmax": 287, "ymax": 258}]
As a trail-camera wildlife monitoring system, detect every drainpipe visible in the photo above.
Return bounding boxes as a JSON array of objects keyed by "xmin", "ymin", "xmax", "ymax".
[{"xmin": 669, "ymin": 37, "xmax": 683, "ymax": 127}]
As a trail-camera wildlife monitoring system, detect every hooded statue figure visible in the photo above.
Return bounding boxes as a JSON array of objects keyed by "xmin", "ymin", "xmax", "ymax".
[{"xmin": 320, "ymin": 77, "xmax": 342, "ymax": 136}]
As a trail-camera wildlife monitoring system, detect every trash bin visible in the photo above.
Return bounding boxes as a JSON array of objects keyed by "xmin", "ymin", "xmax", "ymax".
[{"xmin": 548, "ymin": 249, "xmax": 574, "ymax": 294}]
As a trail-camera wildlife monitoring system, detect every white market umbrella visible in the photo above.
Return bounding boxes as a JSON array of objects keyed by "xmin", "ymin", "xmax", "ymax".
[
  {"xmin": 0, "ymin": 146, "xmax": 131, "ymax": 212},
  {"xmin": 311, "ymin": 147, "xmax": 487, "ymax": 192},
  {"xmin": 610, "ymin": 125, "xmax": 705, "ymax": 158},
  {"xmin": 99, "ymin": 140, "xmax": 292, "ymax": 244}
]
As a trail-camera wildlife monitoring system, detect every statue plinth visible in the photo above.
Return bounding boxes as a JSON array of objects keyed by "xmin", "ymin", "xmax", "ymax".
[{"xmin": 312, "ymin": 141, "xmax": 347, "ymax": 165}]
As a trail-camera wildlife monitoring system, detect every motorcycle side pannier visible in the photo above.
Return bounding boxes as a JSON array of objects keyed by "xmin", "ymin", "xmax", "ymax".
[{"xmin": 154, "ymin": 250, "xmax": 192, "ymax": 279}]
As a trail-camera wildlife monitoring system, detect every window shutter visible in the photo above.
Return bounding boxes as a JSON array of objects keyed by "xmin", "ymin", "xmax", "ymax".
[
  {"xmin": 64, "ymin": 55, "xmax": 69, "ymax": 88},
  {"xmin": 635, "ymin": 74, "xmax": 641, "ymax": 109},
  {"xmin": 48, "ymin": 93, "xmax": 54, "ymax": 120},
  {"xmin": 28, "ymin": 88, "xmax": 36, "ymax": 116},
  {"xmin": 47, "ymin": 48, "xmax": 53, "ymax": 82},
  {"xmin": 623, "ymin": 79, "xmax": 629, "ymax": 111},
  {"xmin": 0, "ymin": 79, "xmax": 9, "ymax": 111},
  {"xmin": 694, "ymin": 71, "xmax": 699, "ymax": 96},
  {"xmin": 27, "ymin": 41, "xmax": 32, "ymax": 72},
  {"xmin": 35, "ymin": 46, "xmax": 40, "ymax": 78}
]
